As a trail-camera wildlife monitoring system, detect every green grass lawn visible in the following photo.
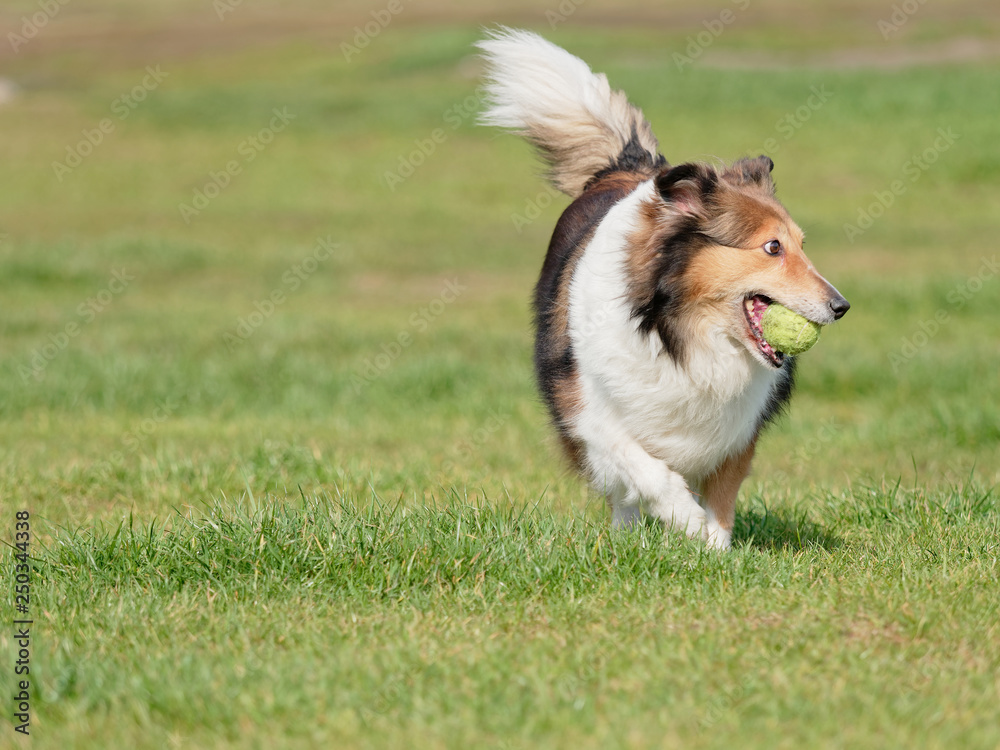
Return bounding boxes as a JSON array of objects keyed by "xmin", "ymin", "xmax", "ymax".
[{"xmin": 1, "ymin": 2, "xmax": 999, "ymax": 748}]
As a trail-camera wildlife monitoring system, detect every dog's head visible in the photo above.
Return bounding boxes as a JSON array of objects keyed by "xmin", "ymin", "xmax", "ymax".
[{"xmin": 629, "ymin": 155, "xmax": 849, "ymax": 368}]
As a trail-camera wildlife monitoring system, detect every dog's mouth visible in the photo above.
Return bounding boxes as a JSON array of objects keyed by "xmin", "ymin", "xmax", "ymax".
[{"xmin": 743, "ymin": 294, "xmax": 784, "ymax": 368}]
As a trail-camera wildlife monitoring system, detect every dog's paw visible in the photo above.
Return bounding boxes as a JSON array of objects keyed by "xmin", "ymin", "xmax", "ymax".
[
  {"xmin": 664, "ymin": 503, "xmax": 708, "ymax": 541},
  {"xmin": 704, "ymin": 523, "xmax": 732, "ymax": 550},
  {"xmin": 611, "ymin": 503, "xmax": 643, "ymax": 530}
]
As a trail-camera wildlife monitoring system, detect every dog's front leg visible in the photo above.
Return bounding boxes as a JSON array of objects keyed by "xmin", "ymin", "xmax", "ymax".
[
  {"xmin": 582, "ymin": 427, "xmax": 707, "ymax": 541},
  {"xmin": 699, "ymin": 438, "xmax": 757, "ymax": 550}
]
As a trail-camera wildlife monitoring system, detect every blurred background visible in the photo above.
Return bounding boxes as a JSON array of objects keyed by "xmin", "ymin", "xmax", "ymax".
[{"xmin": 1, "ymin": 0, "xmax": 998, "ymax": 527}]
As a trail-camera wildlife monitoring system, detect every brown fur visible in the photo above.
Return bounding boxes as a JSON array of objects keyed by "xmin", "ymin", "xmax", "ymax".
[
  {"xmin": 699, "ymin": 438, "xmax": 758, "ymax": 534},
  {"xmin": 684, "ymin": 200, "xmax": 833, "ymax": 316}
]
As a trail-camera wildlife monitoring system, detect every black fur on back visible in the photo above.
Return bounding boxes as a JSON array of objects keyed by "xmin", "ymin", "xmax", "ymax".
[
  {"xmin": 587, "ymin": 126, "xmax": 667, "ymax": 187},
  {"xmin": 533, "ymin": 179, "xmax": 634, "ymax": 421},
  {"xmin": 534, "ymin": 135, "xmax": 666, "ymax": 432}
]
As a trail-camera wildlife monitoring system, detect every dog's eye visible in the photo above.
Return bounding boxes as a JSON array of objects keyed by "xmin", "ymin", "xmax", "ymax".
[{"xmin": 763, "ymin": 239, "xmax": 782, "ymax": 255}]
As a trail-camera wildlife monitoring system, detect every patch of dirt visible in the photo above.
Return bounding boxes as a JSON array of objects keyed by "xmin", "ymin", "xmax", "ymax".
[
  {"xmin": 704, "ymin": 36, "xmax": 1000, "ymax": 70},
  {"xmin": 841, "ymin": 616, "xmax": 913, "ymax": 647},
  {"xmin": 4, "ymin": 1, "xmax": 999, "ymax": 72}
]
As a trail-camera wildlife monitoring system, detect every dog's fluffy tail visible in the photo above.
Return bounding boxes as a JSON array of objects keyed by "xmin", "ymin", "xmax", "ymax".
[{"xmin": 476, "ymin": 27, "xmax": 663, "ymax": 198}]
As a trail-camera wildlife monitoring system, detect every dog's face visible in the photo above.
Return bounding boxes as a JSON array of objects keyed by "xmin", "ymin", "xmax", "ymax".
[{"xmin": 630, "ymin": 156, "xmax": 849, "ymax": 368}]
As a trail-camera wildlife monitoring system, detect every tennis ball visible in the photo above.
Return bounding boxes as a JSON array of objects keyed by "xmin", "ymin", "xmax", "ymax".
[{"xmin": 761, "ymin": 304, "xmax": 822, "ymax": 355}]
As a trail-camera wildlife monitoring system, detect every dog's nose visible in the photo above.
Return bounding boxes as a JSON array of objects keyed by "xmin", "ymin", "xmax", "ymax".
[{"xmin": 829, "ymin": 296, "xmax": 850, "ymax": 320}]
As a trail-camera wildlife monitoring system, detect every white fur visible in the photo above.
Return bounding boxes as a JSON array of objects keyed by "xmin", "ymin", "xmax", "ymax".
[
  {"xmin": 476, "ymin": 28, "xmax": 660, "ymax": 198},
  {"xmin": 567, "ymin": 181, "xmax": 782, "ymax": 549}
]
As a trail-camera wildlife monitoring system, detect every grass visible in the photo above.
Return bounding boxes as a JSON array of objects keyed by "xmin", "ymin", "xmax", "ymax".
[
  {"xmin": 1, "ymin": 1, "xmax": 999, "ymax": 748},
  {"xmin": 22, "ymin": 487, "xmax": 1000, "ymax": 748}
]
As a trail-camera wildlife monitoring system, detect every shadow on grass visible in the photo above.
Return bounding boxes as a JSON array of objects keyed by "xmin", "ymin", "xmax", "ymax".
[
  {"xmin": 627, "ymin": 500, "xmax": 841, "ymax": 552},
  {"xmin": 732, "ymin": 503, "xmax": 842, "ymax": 552}
]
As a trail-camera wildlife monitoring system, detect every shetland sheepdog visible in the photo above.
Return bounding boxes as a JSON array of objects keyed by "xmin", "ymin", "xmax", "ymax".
[{"xmin": 477, "ymin": 28, "xmax": 849, "ymax": 549}]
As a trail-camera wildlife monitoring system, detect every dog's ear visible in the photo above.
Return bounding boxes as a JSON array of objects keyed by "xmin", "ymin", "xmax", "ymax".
[
  {"xmin": 724, "ymin": 155, "xmax": 775, "ymax": 193},
  {"xmin": 655, "ymin": 163, "xmax": 718, "ymax": 217}
]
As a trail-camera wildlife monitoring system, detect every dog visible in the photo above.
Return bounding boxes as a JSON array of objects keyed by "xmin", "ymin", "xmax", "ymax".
[{"xmin": 477, "ymin": 28, "xmax": 849, "ymax": 549}]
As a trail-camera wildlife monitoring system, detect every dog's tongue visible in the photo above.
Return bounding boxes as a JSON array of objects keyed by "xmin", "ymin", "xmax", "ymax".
[{"xmin": 749, "ymin": 295, "xmax": 769, "ymax": 327}]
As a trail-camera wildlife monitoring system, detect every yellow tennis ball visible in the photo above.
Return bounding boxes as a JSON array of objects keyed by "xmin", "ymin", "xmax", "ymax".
[{"xmin": 761, "ymin": 304, "xmax": 822, "ymax": 355}]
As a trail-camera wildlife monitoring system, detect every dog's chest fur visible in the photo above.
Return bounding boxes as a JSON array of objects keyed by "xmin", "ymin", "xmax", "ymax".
[{"xmin": 565, "ymin": 181, "xmax": 783, "ymax": 484}]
